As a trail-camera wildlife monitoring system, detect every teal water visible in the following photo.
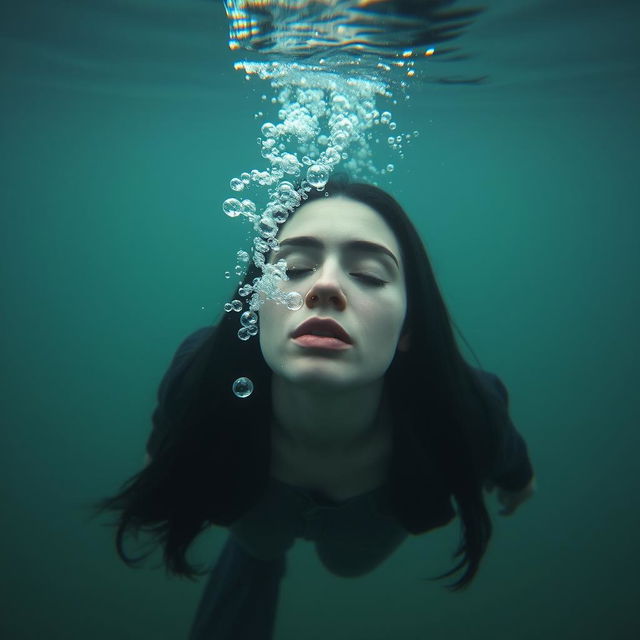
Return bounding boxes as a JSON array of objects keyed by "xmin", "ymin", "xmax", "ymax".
[{"xmin": 1, "ymin": 1, "xmax": 639, "ymax": 638}]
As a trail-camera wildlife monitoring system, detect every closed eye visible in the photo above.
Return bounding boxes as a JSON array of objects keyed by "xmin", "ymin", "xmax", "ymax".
[{"xmin": 285, "ymin": 268, "xmax": 386, "ymax": 287}]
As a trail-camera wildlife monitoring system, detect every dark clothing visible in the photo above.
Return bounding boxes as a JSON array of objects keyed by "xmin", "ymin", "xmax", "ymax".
[
  {"xmin": 188, "ymin": 533, "xmax": 286, "ymax": 640},
  {"xmin": 146, "ymin": 325, "xmax": 534, "ymax": 535},
  {"xmin": 150, "ymin": 326, "xmax": 535, "ymax": 639},
  {"xmin": 230, "ymin": 476, "xmax": 408, "ymax": 573}
]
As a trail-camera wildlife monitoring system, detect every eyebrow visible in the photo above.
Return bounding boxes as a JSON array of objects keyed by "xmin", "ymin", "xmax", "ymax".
[{"xmin": 277, "ymin": 236, "xmax": 399, "ymax": 269}]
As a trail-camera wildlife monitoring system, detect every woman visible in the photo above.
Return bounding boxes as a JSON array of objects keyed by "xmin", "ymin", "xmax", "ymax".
[{"xmin": 93, "ymin": 176, "xmax": 535, "ymax": 639}]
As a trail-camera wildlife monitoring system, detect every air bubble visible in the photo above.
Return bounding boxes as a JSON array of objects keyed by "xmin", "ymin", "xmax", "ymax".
[
  {"xmin": 307, "ymin": 164, "xmax": 329, "ymax": 189},
  {"xmin": 280, "ymin": 153, "xmax": 302, "ymax": 175},
  {"xmin": 325, "ymin": 147, "xmax": 341, "ymax": 165},
  {"xmin": 221, "ymin": 67, "xmax": 409, "ymax": 342},
  {"xmin": 232, "ymin": 376, "xmax": 254, "ymax": 397},
  {"xmin": 223, "ymin": 198, "xmax": 243, "ymax": 218},
  {"xmin": 285, "ymin": 292, "xmax": 303, "ymax": 310},
  {"xmin": 257, "ymin": 216, "xmax": 278, "ymax": 238},
  {"xmin": 242, "ymin": 199, "xmax": 256, "ymax": 215},
  {"xmin": 240, "ymin": 310, "xmax": 258, "ymax": 327},
  {"xmin": 254, "ymin": 237, "xmax": 269, "ymax": 252},
  {"xmin": 261, "ymin": 122, "xmax": 277, "ymax": 138}
]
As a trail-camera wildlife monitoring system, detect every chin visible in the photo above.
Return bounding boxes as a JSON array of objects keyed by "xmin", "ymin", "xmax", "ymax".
[{"xmin": 285, "ymin": 367, "xmax": 356, "ymax": 391}]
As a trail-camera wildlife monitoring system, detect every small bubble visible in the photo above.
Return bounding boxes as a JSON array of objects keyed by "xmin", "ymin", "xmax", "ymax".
[
  {"xmin": 223, "ymin": 198, "xmax": 243, "ymax": 218},
  {"xmin": 224, "ymin": 302, "xmax": 233, "ymax": 312},
  {"xmin": 281, "ymin": 152, "xmax": 302, "ymax": 175},
  {"xmin": 230, "ymin": 178, "xmax": 244, "ymax": 192},
  {"xmin": 389, "ymin": 122, "xmax": 397, "ymax": 130},
  {"xmin": 325, "ymin": 147, "xmax": 341, "ymax": 165},
  {"xmin": 232, "ymin": 376, "xmax": 253, "ymax": 397},
  {"xmin": 231, "ymin": 299, "xmax": 242, "ymax": 312},
  {"xmin": 257, "ymin": 216, "xmax": 278, "ymax": 238},
  {"xmin": 307, "ymin": 164, "xmax": 330, "ymax": 189},
  {"xmin": 254, "ymin": 237, "xmax": 269, "ymax": 252},
  {"xmin": 261, "ymin": 122, "xmax": 277, "ymax": 138},
  {"xmin": 386, "ymin": 164, "xmax": 395, "ymax": 172},
  {"xmin": 224, "ymin": 271, "xmax": 231, "ymax": 279},
  {"xmin": 240, "ymin": 310, "xmax": 258, "ymax": 327},
  {"xmin": 242, "ymin": 199, "xmax": 256, "ymax": 215},
  {"xmin": 285, "ymin": 291, "xmax": 303, "ymax": 310}
]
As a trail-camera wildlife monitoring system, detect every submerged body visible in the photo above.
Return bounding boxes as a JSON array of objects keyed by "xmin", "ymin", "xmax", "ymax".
[{"xmin": 134, "ymin": 182, "xmax": 535, "ymax": 640}]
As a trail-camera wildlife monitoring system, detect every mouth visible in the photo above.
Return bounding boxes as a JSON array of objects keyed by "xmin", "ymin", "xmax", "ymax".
[
  {"xmin": 291, "ymin": 317, "xmax": 353, "ymax": 345},
  {"xmin": 291, "ymin": 334, "xmax": 353, "ymax": 350}
]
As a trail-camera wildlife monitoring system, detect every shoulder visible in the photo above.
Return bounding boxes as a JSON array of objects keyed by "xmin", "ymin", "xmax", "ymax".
[
  {"xmin": 157, "ymin": 325, "xmax": 216, "ymax": 399},
  {"xmin": 173, "ymin": 326, "xmax": 215, "ymax": 358},
  {"xmin": 468, "ymin": 366, "xmax": 510, "ymax": 406}
]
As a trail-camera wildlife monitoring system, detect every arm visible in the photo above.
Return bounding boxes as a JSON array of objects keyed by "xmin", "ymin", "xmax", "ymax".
[
  {"xmin": 479, "ymin": 370, "xmax": 536, "ymax": 515},
  {"xmin": 486, "ymin": 474, "xmax": 536, "ymax": 516}
]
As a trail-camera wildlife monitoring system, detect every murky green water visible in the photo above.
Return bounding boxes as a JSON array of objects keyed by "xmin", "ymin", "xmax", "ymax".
[{"xmin": 1, "ymin": 1, "xmax": 638, "ymax": 638}]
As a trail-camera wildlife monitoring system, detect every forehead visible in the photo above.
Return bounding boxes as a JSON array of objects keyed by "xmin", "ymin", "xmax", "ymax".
[{"xmin": 279, "ymin": 196, "xmax": 401, "ymax": 255}]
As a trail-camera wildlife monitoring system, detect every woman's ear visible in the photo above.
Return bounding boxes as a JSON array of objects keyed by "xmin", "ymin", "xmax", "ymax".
[{"xmin": 397, "ymin": 331, "xmax": 411, "ymax": 353}]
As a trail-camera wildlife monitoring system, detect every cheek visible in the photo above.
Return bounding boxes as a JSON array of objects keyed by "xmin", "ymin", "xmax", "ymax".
[
  {"xmin": 359, "ymin": 293, "xmax": 406, "ymax": 342},
  {"xmin": 259, "ymin": 299, "xmax": 291, "ymax": 337},
  {"xmin": 258, "ymin": 301, "xmax": 277, "ymax": 334}
]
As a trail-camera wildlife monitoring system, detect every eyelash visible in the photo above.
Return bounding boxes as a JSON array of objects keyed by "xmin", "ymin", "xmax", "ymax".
[{"xmin": 285, "ymin": 268, "xmax": 386, "ymax": 287}]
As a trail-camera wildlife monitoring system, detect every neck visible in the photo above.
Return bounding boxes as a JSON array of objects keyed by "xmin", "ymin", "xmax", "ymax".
[{"xmin": 270, "ymin": 375, "xmax": 389, "ymax": 455}]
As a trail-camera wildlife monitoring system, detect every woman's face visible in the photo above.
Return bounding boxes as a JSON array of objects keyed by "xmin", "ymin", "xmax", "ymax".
[{"xmin": 259, "ymin": 196, "xmax": 408, "ymax": 391}]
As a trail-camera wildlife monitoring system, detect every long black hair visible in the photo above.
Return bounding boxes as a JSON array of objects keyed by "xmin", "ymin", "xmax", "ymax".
[{"xmin": 90, "ymin": 175, "xmax": 506, "ymax": 591}]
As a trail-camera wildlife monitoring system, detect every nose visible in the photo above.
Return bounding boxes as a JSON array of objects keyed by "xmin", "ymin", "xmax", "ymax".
[{"xmin": 304, "ymin": 263, "xmax": 347, "ymax": 311}]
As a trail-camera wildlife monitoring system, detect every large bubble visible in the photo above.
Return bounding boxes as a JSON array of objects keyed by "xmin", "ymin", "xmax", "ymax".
[{"xmin": 232, "ymin": 377, "xmax": 254, "ymax": 398}]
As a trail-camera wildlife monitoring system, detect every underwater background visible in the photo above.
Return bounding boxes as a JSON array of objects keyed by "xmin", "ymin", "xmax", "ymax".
[{"xmin": 1, "ymin": 1, "xmax": 639, "ymax": 638}]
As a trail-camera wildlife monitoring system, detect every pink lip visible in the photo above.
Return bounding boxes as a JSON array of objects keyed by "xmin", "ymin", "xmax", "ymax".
[
  {"xmin": 292, "ymin": 335, "xmax": 353, "ymax": 350},
  {"xmin": 291, "ymin": 317, "xmax": 352, "ymax": 344}
]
